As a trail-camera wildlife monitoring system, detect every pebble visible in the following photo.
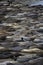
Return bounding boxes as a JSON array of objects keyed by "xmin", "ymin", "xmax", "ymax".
[
  {"xmin": 0, "ymin": 52, "xmax": 12, "ymax": 59},
  {"xmin": 29, "ymin": 57, "xmax": 43, "ymax": 65},
  {"xmin": 17, "ymin": 54, "xmax": 39, "ymax": 62},
  {"xmin": 9, "ymin": 46, "xmax": 23, "ymax": 51},
  {"xmin": 30, "ymin": 1, "xmax": 43, "ymax": 7},
  {"xmin": 0, "ymin": 61, "xmax": 15, "ymax": 65},
  {"xmin": 37, "ymin": 27, "xmax": 43, "ymax": 33},
  {"xmin": 34, "ymin": 38, "xmax": 41, "ymax": 43}
]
